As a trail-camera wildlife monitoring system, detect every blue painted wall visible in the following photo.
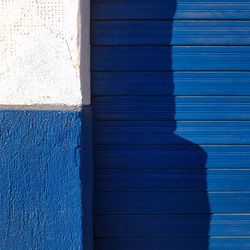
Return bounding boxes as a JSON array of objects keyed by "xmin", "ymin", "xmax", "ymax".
[{"xmin": 0, "ymin": 108, "xmax": 92, "ymax": 249}]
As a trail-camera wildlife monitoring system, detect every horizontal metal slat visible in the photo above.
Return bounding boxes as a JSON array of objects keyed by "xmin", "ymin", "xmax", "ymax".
[
  {"xmin": 92, "ymin": 72, "xmax": 250, "ymax": 96},
  {"xmin": 95, "ymin": 192, "xmax": 250, "ymax": 214},
  {"xmin": 95, "ymin": 238, "xmax": 250, "ymax": 250},
  {"xmin": 94, "ymin": 121, "xmax": 250, "ymax": 145},
  {"xmin": 92, "ymin": 21, "xmax": 250, "ymax": 45},
  {"xmin": 93, "ymin": 96, "xmax": 250, "ymax": 121},
  {"xmin": 95, "ymin": 169, "xmax": 250, "ymax": 191},
  {"xmin": 95, "ymin": 214, "xmax": 250, "ymax": 237},
  {"xmin": 92, "ymin": 0, "xmax": 250, "ymax": 20},
  {"xmin": 92, "ymin": 46, "xmax": 250, "ymax": 71},
  {"xmin": 94, "ymin": 145, "xmax": 250, "ymax": 169}
]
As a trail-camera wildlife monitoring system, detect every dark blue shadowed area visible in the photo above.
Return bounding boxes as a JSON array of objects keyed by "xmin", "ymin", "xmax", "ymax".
[
  {"xmin": 80, "ymin": 106, "xmax": 94, "ymax": 250},
  {"xmin": 92, "ymin": 0, "xmax": 210, "ymax": 249}
]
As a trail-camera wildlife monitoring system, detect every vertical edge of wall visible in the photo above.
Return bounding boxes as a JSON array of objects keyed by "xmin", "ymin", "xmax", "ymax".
[
  {"xmin": 81, "ymin": 106, "xmax": 93, "ymax": 250},
  {"xmin": 81, "ymin": 0, "xmax": 91, "ymax": 106},
  {"xmin": 81, "ymin": 0, "xmax": 93, "ymax": 247}
]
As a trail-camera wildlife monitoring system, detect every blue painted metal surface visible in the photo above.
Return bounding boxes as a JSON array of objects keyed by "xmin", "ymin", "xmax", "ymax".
[
  {"xmin": 92, "ymin": 0, "xmax": 250, "ymax": 20},
  {"xmin": 92, "ymin": 72, "xmax": 250, "ymax": 96},
  {"xmin": 92, "ymin": 21, "xmax": 250, "ymax": 45},
  {"xmin": 92, "ymin": 46, "xmax": 250, "ymax": 71},
  {"xmin": 94, "ymin": 145, "xmax": 250, "ymax": 169},
  {"xmin": 95, "ymin": 238, "xmax": 250, "ymax": 250},
  {"xmin": 91, "ymin": 0, "xmax": 250, "ymax": 249},
  {"xmin": 95, "ymin": 169, "xmax": 250, "ymax": 191},
  {"xmin": 95, "ymin": 214, "xmax": 250, "ymax": 237},
  {"xmin": 95, "ymin": 192, "xmax": 250, "ymax": 214},
  {"xmin": 94, "ymin": 121, "xmax": 250, "ymax": 145},
  {"xmin": 93, "ymin": 96, "xmax": 250, "ymax": 120},
  {"xmin": 0, "ymin": 108, "xmax": 92, "ymax": 250}
]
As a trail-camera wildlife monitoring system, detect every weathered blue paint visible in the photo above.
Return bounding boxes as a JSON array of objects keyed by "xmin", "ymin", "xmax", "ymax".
[{"xmin": 0, "ymin": 108, "xmax": 92, "ymax": 250}]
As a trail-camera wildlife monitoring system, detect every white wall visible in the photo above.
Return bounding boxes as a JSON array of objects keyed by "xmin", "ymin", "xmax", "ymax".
[{"xmin": 0, "ymin": 0, "xmax": 89, "ymax": 106}]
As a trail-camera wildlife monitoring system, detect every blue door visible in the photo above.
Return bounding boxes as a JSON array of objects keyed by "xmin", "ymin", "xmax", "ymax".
[{"xmin": 91, "ymin": 1, "xmax": 250, "ymax": 249}]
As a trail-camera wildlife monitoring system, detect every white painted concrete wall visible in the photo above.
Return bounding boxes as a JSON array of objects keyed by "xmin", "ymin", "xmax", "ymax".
[{"xmin": 0, "ymin": 0, "xmax": 88, "ymax": 106}]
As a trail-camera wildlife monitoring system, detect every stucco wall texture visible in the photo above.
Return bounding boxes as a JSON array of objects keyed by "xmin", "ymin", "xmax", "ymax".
[
  {"xmin": 0, "ymin": 0, "xmax": 82, "ymax": 106},
  {"xmin": 0, "ymin": 110, "xmax": 84, "ymax": 249},
  {"xmin": 0, "ymin": 1, "xmax": 92, "ymax": 249}
]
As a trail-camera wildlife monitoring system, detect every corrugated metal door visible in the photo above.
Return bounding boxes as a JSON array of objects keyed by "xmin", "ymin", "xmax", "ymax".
[{"xmin": 91, "ymin": 1, "xmax": 250, "ymax": 249}]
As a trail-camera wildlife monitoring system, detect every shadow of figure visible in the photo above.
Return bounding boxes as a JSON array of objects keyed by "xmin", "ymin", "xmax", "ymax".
[
  {"xmin": 93, "ymin": 0, "xmax": 210, "ymax": 249},
  {"xmin": 135, "ymin": 0, "xmax": 210, "ymax": 248},
  {"xmin": 135, "ymin": 0, "xmax": 211, "ymax": 248}
]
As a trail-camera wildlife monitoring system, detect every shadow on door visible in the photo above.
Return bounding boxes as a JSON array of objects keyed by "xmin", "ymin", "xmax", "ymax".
[{"xmin": 92, "ymin": 0, "xmax": 210, "ymax": 249}]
